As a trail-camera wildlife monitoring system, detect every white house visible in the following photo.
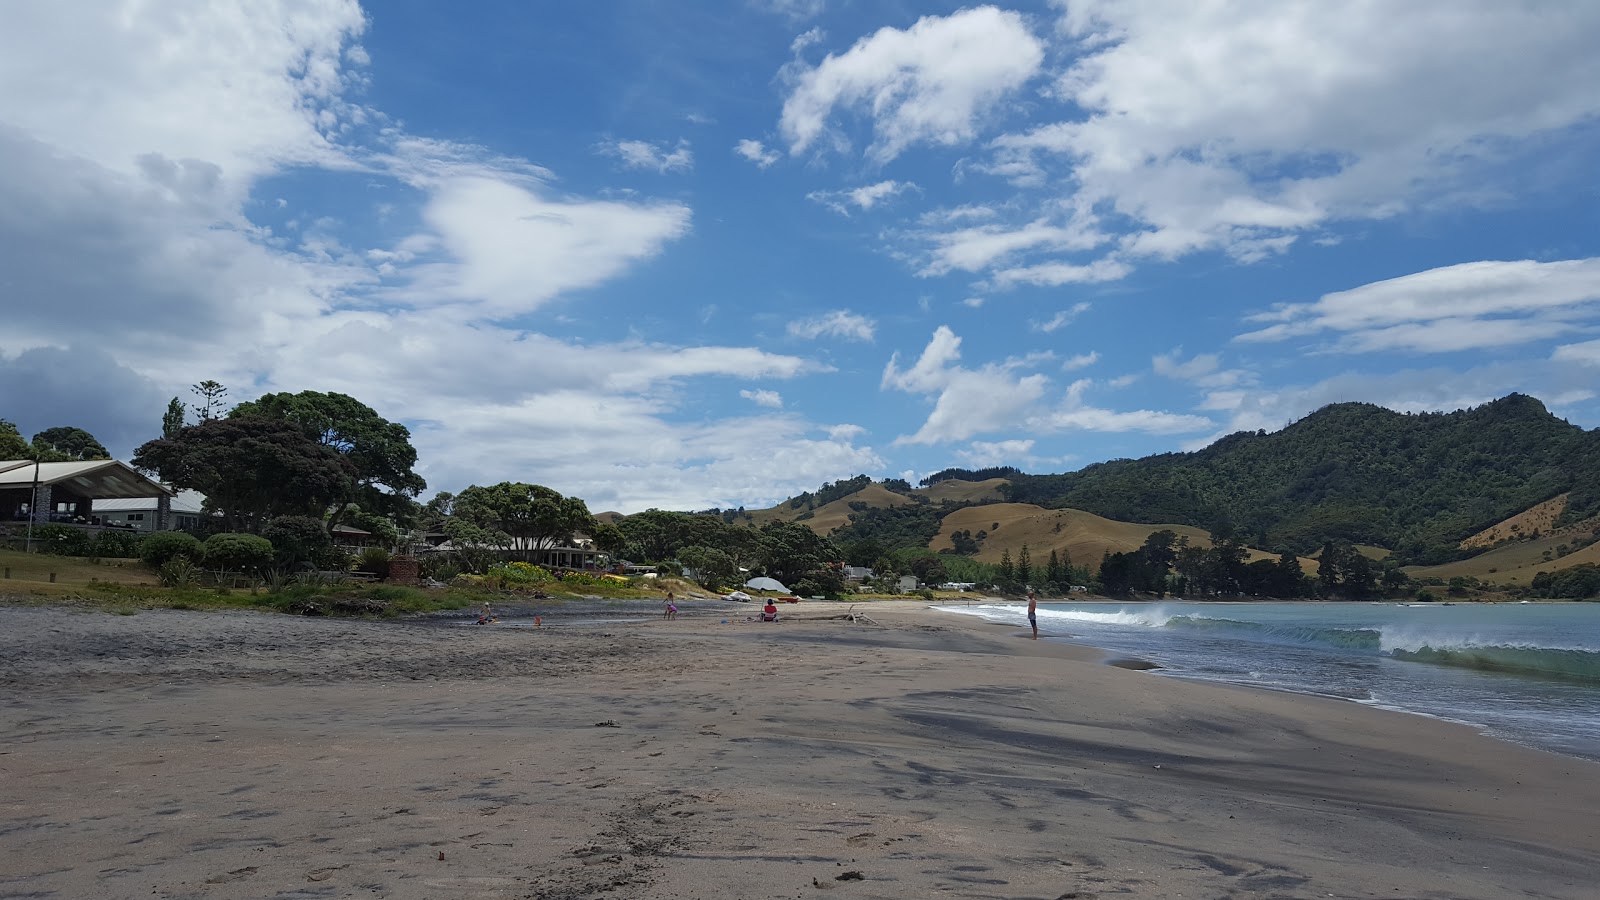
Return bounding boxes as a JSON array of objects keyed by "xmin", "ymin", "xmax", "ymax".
[{"xmin": 92, "ymin": 490, "xmax": 208, "ymax": 531}]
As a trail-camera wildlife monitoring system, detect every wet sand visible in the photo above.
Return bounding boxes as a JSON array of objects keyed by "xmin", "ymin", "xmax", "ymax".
[{"xmin": 1, "ymin": 602, "xmax": 1597, "ymax": 899}]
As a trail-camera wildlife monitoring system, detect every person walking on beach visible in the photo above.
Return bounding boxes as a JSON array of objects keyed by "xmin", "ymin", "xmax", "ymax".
[
  {"xmin": 1027, "ymin": 589, "xmax": 1038, "ymax": 639},
  {"xmin": 663, "ymin": 592, "xmax": 677, "ymax": 620}
]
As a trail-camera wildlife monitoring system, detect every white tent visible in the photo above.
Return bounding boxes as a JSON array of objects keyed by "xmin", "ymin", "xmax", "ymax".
[
  {"xmin": 744, "ymin": 576, "xmax": 790, "ymax": 593},
  {"xmin": 724, "ymin": 590, "xmax": 753, "ymax": 602}
]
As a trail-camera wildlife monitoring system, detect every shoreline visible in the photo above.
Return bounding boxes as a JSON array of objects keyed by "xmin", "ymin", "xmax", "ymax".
[{"xmin": 2, "ymin": 602, "xmax": 1598, "ymax": 898}]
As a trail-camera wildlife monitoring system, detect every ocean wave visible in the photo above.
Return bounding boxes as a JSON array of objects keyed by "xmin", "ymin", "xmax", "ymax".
[
  {"xmin": 1164, "ymin": 615, "xmax": 1383, "ymax": 651},
  {"xmin": 1387, "ymin": 644, "xmax": 1600, "ymax": 682}
]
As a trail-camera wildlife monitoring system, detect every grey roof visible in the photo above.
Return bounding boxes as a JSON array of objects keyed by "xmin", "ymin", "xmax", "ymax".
[
  {"xmin": 0, "ymin": 459, "xmax": 172, "ymax": 499},
  {"xmin": 93, "ymin": 490, "xmax": 207, "ymax": 515}
]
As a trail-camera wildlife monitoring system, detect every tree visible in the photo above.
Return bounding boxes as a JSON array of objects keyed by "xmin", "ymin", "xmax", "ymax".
[
  {"xmin": 997, "ymin": 549, "xmax": 1015, "ymax": 586},
  {"xmin": 162, "ymin": 398, "xmax": 186, "ymax": 438},
  {"xmin": 756, "ymin": 521, "xmax": 841, "ymax": 585},
  {"xmin": 0, "ymin": 419, "xmax": 30, "ymax": 459},
  {"xmin": 591, "ymin": 522, "xmax": 627, "ymax": 557},
  {"xmin": 231, "ymin": 391, "xmax": 426, "ymax": 533},
  {"xmin": 30, "ymin": 426, "xmax": 110, "ymax": 462},
  {"xmin": 909, "ymin": 554, "xmax": 947, "ymax": 586},
  {"xmin": 191, "ymin": 380, "xmax": 229, "ymax": 422},
  {"xmin": 450, "ymin": 482, "xmax": 595, "ymax": 562},
  {"xmin": 132, "ymin": 417, "xmax": 355, "ymax": 532},
  {"xmin": 678, "ymin": 545, "xmax": 738, "ymax": 590},
  {"xmin": 1016, "ymin": 544, "xmax": 1033, "ymax": 588},
  {"xmin": 1045, "ymin": 549, "xmax": 1063, "ymax": 586}
]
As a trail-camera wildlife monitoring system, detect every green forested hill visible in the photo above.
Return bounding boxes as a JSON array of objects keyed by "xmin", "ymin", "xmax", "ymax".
[{"xmin": 998, "ymin": 394, "xmax": 1600, "ymax": 563}]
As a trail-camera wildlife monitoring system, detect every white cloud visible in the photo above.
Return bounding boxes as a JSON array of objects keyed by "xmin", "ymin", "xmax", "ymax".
[
  {"xmin": 979, "ymin": 2, "xmax": 1600, "ymax": 268},
  {"xmin": 780, "ymin": 6, "xmax": 1044, "ymax": 162},
  {"xmin": 961, "ymin": 297, "xmax": 986, "ymax": 309},
  {"xmin": 1034, "ymin": 302, "xmax": 1091, "ymax": 333},
  {"xmin": 787, "ymin": 309, "xmax": 877, "ymax": 342},
  {"xmin": 956, "ymin": 439, "xmax": 1035, "ymax": 468},
  {"xmin": 388, "ymin": 175, "xmax": 692, "ymax": 316},
  {"xmin": 807, "ymin": 179, "xmax": 917, "ymax": 216},
  {"xmin": 1237, "ymin": 258, "xmax": 1600, "ymax": 353},
  {"xmin": 734, "ymin": 138, "xmax": 781, "ymax": 168},
  {"xmin": 919, "ymin": 219, "xmax": 1107, "ymax": 276},
  {"xmin": 1553, "ymin": 339, "xmax": 1600, "ymax": 367},
  {"xmin": 984, "ymin": 258, "xmax": 1131, "ymax": 290},
  {"xmin": 599, "ymin": 138, "xmax": 694, "ymax": 173},
  {"xmin": 1061, "ymin": 352, "xmax": 1099, "ymax": 371},
  {"xmin": 883, "ymin": 327, "xmax": 1205, "ymax": 444},
  {"xmin": 741, "ymin": 389, "xmax": 784, "ymax": 408}
]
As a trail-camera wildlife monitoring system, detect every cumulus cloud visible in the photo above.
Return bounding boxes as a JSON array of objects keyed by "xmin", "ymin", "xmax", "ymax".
[
  {"xmin": 598, "ymin": 138, "xmax": 694, "ymax": 173},
  {"xmin": 984, "ymin": 2, "xmax": 1600, "ymax": 265},
  {"xmin": 882, "ymin": 327, "xmax": 1205, "ymax": 444},
  {"xmin": 751, "ymin": 0, "xmax": 824, "ymax": 22},
  {"xmin": 734, "ymin": 138, "xmax": 781, "ymax": 168},
  {"xmin": 780, "ymin": 6, "xmax": 1044, "ymax": 162},
  {"xmin": 787, "ymin": 310, "xmax": 877, "ymax": 342},
  {"xmin": 807, "ymin": 179, "xmax": 917, "ymax": 216},
  {"xmin": 740, "ymin": 389, "xmax": 784, "ymax": 408},
  {"xmin": 1237, "ymin": 258, "xmax": 1600, "ymax": 353}
]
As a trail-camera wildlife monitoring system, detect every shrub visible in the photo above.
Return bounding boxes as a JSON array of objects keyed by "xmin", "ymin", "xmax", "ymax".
[
  {"xmin": 92, "ymin": 529, "xmax": 141, "ymax": 559},
  {"xmin": 486, "ymin": 561, "xmax": 552, "ymax": 585},
  {"xmin": 159, "ymin": 557, "xmax": 199, "ymax": 588},
  {"xmin": 140, "ymin": 531, "xmax": 202, "ymax": 567},
  {"xmin": 315, "ymin": 545, "xmax": 352, "ymax": 571},
  {"xmin": 262, "ymin": 516, "xmax": 332, "ymax": 569},
  {"xmin": 357, "ymin": 547, "xmax": 391, "ymax": 579},
  {"xmin": 32, "ymin": 524, "xmax": 93, "ymax": 556},
  {"xmin": 202, "ymin": 533, "xmax": 275, "ymax": 575}
]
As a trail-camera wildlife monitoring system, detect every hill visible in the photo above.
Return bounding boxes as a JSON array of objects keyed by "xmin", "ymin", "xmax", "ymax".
[
  {"xmin": 933, "ymin": 503, "xmax": 1318, "ymax": 574},
  {"xmin": 999, "ymin": 394, "xmax": 1600, "ymax": 563},
  {"xmin": 1459, "ymin": 494, "xmax": 1568, "ymax": 550}
]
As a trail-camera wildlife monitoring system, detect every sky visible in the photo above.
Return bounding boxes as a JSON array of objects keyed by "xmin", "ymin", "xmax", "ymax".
[{"xmin": 3, "ymin": 1, "xmax": 1600, "ymax": 514}]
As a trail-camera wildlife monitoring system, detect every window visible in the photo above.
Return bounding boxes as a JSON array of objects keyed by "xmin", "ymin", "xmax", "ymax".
[{"xmin": 128, "ymin": 513, "xmax": 145, "ymax": 522}]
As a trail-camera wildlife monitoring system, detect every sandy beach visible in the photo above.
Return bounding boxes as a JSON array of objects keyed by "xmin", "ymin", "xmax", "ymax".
[{"xmin": 2, "ymin": 601, "xmax": 1597, "ymax": 899}]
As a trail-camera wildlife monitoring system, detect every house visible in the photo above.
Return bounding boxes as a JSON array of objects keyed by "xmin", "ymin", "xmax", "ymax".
[
  {"xmin": 92, "ymin": 490, "xmax": 208, "ymax": 531},
  {"xmin": 0, "ymin": 459, "xmax": 174, "ymax": 527},
  {"xmin": 843, "ymin": 565, "xmax": 874, "ymax": 582},
  {"xmin": 897, "ymin": 574, "xmax": 919, "ymax": 592}
]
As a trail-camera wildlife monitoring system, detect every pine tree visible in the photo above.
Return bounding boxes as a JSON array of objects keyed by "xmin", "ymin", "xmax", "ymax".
[
  {"xmin": 1046, "ymin": 549, "xmax": 1062, "ymax": 585},
  {"xmin": 1017, "ymin": 544, "xmax": 1033, "ymax": 587},
  {"xmin": 191, "ymin": 380, "xmax": 229, "ymax": 422},
  {"xmin": 162, "ymin": 397, "xmax": 186, "ymax": 438},
  {"xmin": 998, "ymin": 548, "xmax": 1014, "ymax": 585}
]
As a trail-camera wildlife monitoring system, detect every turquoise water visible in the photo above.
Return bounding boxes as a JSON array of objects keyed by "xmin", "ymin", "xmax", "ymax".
[{"xmin": 936, "ymin": 600, "xmax": 1600, "ymax": 761}]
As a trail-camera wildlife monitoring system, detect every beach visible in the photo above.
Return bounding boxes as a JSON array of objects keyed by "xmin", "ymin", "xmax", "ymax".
[{"xmin": 2, "ymin": 602, "xmax": 1597, "ymax": 899}]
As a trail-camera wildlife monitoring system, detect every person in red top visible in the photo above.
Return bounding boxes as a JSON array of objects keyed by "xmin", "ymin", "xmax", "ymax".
[{"xmin": 761, "ymin": 600, "xmax": 779, "ymax": 622}]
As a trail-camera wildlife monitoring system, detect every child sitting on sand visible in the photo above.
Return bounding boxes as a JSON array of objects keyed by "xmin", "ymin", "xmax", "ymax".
[
  {"xmin": 476, "ymin": 601, "xmax": 497, "ymax": 625},
  {"xmin": 760, "ymin": 601, "xmax": 779, "ymax": 622}
]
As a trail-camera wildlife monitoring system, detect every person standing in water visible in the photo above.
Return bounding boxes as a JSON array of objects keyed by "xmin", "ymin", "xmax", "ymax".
[{"xmin": 1027, "ymin": 589, "xmax": 1038, "ymax": 639}]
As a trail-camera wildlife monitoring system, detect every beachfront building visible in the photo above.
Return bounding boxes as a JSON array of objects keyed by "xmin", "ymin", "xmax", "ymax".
[
  {"xmin": 0, "ymin": 459, "xmax": 174, "ymax": 528},
  {"xmin": 93, "ymin": 490, "xmax": 207, "ymax": 531}
]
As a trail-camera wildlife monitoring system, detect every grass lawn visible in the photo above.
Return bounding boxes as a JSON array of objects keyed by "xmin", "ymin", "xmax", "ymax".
[{"xmin": 0, "ymin": 548, "xmax": 154, "ymax": 587}]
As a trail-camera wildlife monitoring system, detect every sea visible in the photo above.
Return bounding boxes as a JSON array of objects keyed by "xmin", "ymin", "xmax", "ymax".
[{"xmin": 935, "ymin": 600, "xmax": 1600, "ymax": 762}]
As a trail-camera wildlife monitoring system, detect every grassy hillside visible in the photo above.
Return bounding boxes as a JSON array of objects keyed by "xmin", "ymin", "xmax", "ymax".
[
  {"xmin": 1409, "ymin": 518, "xmax": 1600, "ymax": 584},
  {"xmin": 1459, "ymin": 494, "xmax": 1568, "ymax": 549},
  {"xmin": 930, "ymin": 502, "xmax": 1318, "ymax": 574},
  {"xmin": 999, "ymin": 394, "xmax": 1600, "ymax": 562},
  {"xmin": 915, "ymin": 477, "xmax": 1008, "ymax": 504}
]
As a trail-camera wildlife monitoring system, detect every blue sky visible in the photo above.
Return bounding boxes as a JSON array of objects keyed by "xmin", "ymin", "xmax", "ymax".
[{"xmin": 4, "ymin": 1, "xmax": 1600, "ymax": 513}]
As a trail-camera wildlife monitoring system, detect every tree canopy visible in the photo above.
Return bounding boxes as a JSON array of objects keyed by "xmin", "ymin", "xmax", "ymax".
[
  {"xmin": 132, "ymin": 417, "xmax": 356, "ymax": 532},
  {"xmin": 30, "ymin": 426, "xmax": 110, "ymax": 462},
  {"xmin": 448, "ymin": 482, "xmax": 595, "ymax": 562},
  {"xmin": 231, "ymin": 390, "xmax": 425, "ymax": 531},
  {"xmin": 0, "ymin": 419, "xmax": 30, "ymax": 459}
]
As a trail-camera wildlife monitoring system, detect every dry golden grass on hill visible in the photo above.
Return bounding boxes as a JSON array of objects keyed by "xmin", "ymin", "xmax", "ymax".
[
  {"xmin": 1459, "ymin": 494, "xmax": 1569, "ymax": 549},
  {"xmin": 930, "ymin": 503, "xmax": 1319, "ymax": 574},
  {"xmin": 913, "ymin": 477, "xmax": 1009, "ymax": 504},
  {"xmin": 1409, "ymin": 522, "xmax": 1600, "ymax": 585}
]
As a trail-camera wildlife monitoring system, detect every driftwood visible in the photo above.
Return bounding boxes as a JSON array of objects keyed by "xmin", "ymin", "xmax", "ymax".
[{"xmin": 806, "ymin": 605, "xmax": 883, "ymax": 627}]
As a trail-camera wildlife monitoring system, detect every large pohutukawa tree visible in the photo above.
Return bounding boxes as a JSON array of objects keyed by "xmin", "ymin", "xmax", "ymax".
[
  {"xmin": 132, "ymin": 417, "xmax": 356, "ymax": 533},
  {"xmin": 230, "ymin": 391, "xmax": 426, "ymax": 534}
]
